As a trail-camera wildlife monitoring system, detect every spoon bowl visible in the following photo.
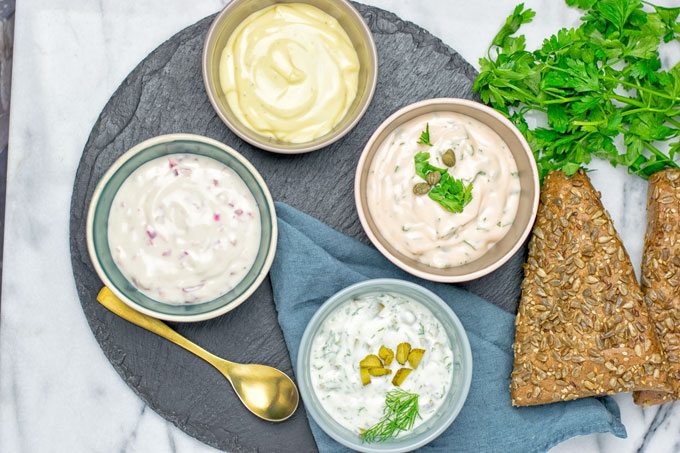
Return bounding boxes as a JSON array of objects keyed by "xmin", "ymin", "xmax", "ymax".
[
  {"xmin": 224, "ymin": 362, "xmax": 300, "ymax": 422},
  {"xmin": 97, "ymin": 287, "xmax": 299, "ymax": 422}
]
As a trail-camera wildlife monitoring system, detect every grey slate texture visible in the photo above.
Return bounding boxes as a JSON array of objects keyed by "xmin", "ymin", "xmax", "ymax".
[{"xmin": 69, "ymin": 4, "xmax": 527, "ymax": 451}]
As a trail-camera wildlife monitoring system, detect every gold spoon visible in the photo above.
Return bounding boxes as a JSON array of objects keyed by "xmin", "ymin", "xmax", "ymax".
[{"xmin": 97, "ymin": 287, "xmax": 299, "ymax": 422}]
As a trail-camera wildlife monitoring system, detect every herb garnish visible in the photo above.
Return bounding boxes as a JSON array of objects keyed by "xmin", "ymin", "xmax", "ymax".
[
  {"xmin": 414, "ymin": 152, "xmax": 447, "ymax": 179},
  {"xmin": 417, "ymin": 123, "xmax": 433, "ymax": 146},
  {"xmin": 429, "ymin": 173, "xmax": 474, "ymax": 213},
  {"xmin": 360, "ymin": 389, "xmax": 421, "ymax": 443},
  {"xmin": 413, "ymin": 152, "xmax": 473, "ymax": 213},
  {"xmin": 473, "ymin": 0, "xmax": 680, "ymax": 181}
]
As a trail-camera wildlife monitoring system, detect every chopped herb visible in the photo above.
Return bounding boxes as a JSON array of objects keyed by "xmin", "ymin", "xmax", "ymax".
[
  {"xmin": 428, "ymin": 173, "xmax": 474, "ymax": 213},
  {"xmin": 413, "ymin": 153, "xmax": 474, "ymax": 213},
  {"xmin": 463, "ymin": 240, "xmax": 477, "ymax": 250},
  {"xmin": 414, "ymin": 152, "xmax": 447, "ymax": 179},
  {"xmin": 417, "ymin": 123, "xmax": 433, "ymax": 146}
]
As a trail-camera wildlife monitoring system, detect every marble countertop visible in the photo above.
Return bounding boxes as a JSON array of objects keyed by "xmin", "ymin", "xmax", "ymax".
[{"xmin": 1, "ymin": 0, "xmax": 678, "ymax": 452}]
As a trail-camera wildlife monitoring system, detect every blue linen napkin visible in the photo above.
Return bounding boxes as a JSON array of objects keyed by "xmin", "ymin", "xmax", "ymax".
[{"xmin": 269, "ymin": 202, "xmax": 626, "ymax": 452}]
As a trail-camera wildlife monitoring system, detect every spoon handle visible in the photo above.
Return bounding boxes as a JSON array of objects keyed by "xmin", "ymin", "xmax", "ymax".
[{"xmin": 97, "ymin": 287, "xmax": 224, "ymax": 368}]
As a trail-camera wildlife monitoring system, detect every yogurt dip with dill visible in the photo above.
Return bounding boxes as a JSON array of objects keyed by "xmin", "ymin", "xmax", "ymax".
[
  {"xmin": 107, "ymin": 153, "xmax": 261, "ymax": 305},
  {"xmin": 309, "ymin": 292, "xmax": 453, "ymax": 435},
  {"xmin": 367, "ymin": 112, "xmax": 521, "ymax": 268}
]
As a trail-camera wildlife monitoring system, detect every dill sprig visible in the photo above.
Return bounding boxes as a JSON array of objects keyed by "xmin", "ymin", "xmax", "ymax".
[{"xmin": 359, "ymin": 389, "xmax": 421, "ymax": 443}]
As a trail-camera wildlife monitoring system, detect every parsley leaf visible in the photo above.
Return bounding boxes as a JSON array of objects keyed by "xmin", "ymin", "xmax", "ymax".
[
  {"xmin": 428, "ymin": 173, "xmax": 474, "ymax": 214},
  {"xmin": 413, "ymin": 153, "xmax": 473, "ymax": 213},
  {"xmin": 473, "ymin": 0, "xmax": 680, "ymax": 182},
  {"xmin": 417, "ymin": 123, "xmax": 433, "ymax": 146},
  {"xmin": 414, "ymin": 152, "xmax": 447, "ymax": 179},
  {"xmin": 491, "ymin": 3, "xmax": 536, "ymax": 48}
]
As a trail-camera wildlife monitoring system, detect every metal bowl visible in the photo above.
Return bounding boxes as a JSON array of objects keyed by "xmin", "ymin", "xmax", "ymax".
[
  {"xmin": 355, "ymin": 98, "xmax": 540, "ymax": 283},
  {"xmin": 202, "ymin": 0, "xmax": 378, "ymax": 154}
]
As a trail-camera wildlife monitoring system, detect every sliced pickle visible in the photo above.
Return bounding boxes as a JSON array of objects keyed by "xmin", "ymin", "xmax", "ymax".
[
  {"xmin": 360, "ymin": 367, "xmax": 371, "ymax": 386},
  {"xmin": 396, "ymin": 342, "xmax": 411, "ymax": 365},
  {"xmin": 407, "ymin": 348, "xmax": 426, "ymax": 369},
  {"xmin": 392, "ymin": 368, "xmax": 412, "ymax": 386},
  {"xmin": 368, "ymin": 367, "xmax": 392, "ymax": 377},
  {"xmin": 379, "ymin": 345, "xmax": 394, "ymax": 366},
  {"xmin": 360, "ymin": 354, "xmax": 383, "ymax": 369}
]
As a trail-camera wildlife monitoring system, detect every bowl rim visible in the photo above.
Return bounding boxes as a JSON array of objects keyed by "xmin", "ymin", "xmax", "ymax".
[
  {"xmin": 354, "ymin": 98, "xmax": 540, "ymax": 283},
  {"xmin": 201, "ymin": 0, "xmax": 378, "ymax": 154},
  {"xmin": 85, "ymin": 133, "xmax": 278, "ymax": 322},
  {"xmin": 296, "ymin": 278, "xmax": 473, "ymax": 453}
]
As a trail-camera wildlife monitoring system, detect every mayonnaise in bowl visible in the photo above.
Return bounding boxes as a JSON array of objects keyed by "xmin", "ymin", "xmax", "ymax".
[{"xmin": 219, "ymin": 3, "xmax": 360, "ymax": 143}]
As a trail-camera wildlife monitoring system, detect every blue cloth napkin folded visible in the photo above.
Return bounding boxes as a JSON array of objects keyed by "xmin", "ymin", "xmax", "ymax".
[{"xmin": 269, "ymin": 202, "xmax": 626, "ymax": 452}]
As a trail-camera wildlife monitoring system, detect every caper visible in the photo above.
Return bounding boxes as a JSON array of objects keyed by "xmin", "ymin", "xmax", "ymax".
[
  {"xmin": 426, "ymin": 171, "xmax": 441, "ymax": 186},
  {"xmin": 412, "ymin": 183, "xmax": 430, "ymax": 195},
  {"xmin": 442, "ymin": 149, "xmax": 456, "ymax": 167}
]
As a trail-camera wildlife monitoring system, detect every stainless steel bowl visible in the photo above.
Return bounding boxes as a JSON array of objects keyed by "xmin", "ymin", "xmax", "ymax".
[
  {"xmin": 355, "ymin": 98, "xmax": 540, "ymax": 283},
  {"xmin": 202, "ymin": 0, "xmax": 378, "ymax": 154}
]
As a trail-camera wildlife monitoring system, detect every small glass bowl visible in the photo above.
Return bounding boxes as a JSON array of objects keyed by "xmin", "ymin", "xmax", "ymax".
[
  {"xmin": 297, "ymin": 279, "xmax": 473, "ymax": 453},
  {"xmin": 86, "ymin": 133, "xmax": 277, "ymax": 322}
]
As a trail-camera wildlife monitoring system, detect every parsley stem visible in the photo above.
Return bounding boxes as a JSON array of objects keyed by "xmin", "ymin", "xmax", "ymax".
[
  {"xmin": 604, "ymin": 77, "xmax": 680, "ymax": 102},
  {"xmin": 572, "ymin": 119, "xmax": 606, "ymax": 126},
  {"xmin": 609, "ymin": 93, "xmax": 645, "ymax": 108},
  {"xmin": 505, "ymin": 83, "xmax": 540, "ymax": 103},
  {"xmin": 542, "ymin": 96, "xmax": 582, "ymax": 105},
  {"xmin": 667, "ymin": 118, "xmax": 680, "ymax": 129},
  {"xmin": 643, "ymin": 143, "xmax": 679, "ymax": 168},
  {"xmin": 621, "ymin": 107, "xmax": 680, "ymax": 117}
]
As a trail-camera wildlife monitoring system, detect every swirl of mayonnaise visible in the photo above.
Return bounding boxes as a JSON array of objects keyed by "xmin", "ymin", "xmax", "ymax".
[{"xmin": 219, "ymin": 3, "xmax": 360, "ymax": 143}]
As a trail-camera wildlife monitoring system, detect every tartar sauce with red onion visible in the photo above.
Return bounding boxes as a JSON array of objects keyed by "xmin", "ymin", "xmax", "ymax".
[{"xmin": 108, "ymin": 154, "xmax": 261, "ymax": 304}]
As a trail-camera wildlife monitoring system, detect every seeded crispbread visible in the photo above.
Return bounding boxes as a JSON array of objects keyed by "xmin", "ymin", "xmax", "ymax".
[
  {"xmin": 511, "ymin": 170, "xmax": 670, "ymax": 406},
  {"xmin": 634, "ymin": 169, "xmax": 680, "ymax": 406}
]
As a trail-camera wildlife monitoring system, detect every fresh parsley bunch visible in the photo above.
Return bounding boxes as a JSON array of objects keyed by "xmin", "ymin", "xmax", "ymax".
[{"xmin": 473, "ymin": 0, "xmax": 680, "ymax": 181}]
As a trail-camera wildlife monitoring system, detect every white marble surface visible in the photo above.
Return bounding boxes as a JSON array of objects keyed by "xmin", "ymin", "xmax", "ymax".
[{"xmin": 1, "ymin": 0, "xmax": 679, "ymax": 452}]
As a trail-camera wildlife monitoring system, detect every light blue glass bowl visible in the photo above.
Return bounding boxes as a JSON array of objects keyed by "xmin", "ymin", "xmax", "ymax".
[
  {"xmin": 86, "ymin": 133, "xmax": 277, "ymax": 322},
  {"xmin": 297, "ymin": 279, "xmax": 473, "ymax": 453}
]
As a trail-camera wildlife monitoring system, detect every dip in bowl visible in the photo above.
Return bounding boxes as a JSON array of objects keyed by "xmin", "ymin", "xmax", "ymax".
[
  {"xmin": 86, "ymin": 134, "xmax": 276, "ymax": 322},
  {"xmin": 355, "ymin": 99, "xmax": 539, "ymax": 283},
  {"xmin": 202, "ymin": 0, "xmax": 377, "ymax": 153},
  {"xmin": 297, "ymin": 279, "xmax": 472, "ymax": 452}
]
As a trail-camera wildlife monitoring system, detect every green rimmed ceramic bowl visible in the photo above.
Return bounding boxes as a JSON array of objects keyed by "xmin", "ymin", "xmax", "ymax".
[{"xmin": 86, "ymin": 133, "xmax": 277, "ymax": 322}]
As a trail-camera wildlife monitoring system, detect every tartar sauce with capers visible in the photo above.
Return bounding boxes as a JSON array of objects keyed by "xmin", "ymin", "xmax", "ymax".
[
  {"xmin": 310, "ymin": 292, "xmax": 453, "ymax": 435},
  {"xmin": 367, "ymin": 112, "xmax": 520, "ymax": 268}
]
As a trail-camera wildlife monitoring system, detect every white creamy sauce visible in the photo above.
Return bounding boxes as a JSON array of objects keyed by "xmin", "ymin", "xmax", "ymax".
[
  {"xmin": 310, "ymin": 293, "xmax": 453, "ymax": 435},
  {"xmin": 219, "ymin": 3, "xmax": 360, "ymax": 143},
  {"xmin": 367, "ymin": 112, "xmax": 520, "ymax": 267},
  {"xmin": 108, "ymin": 154, "xmax": 261, "ymax": 304}
]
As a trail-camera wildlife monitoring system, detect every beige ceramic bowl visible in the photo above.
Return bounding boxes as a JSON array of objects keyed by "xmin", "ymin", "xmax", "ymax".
[
  {"xmin": 355, "ymin": 98, "xmax": 540, "ymax": 283},
  {"xmin": 202, "ymin": 0, "xmax": 378, "ymax": 154}
]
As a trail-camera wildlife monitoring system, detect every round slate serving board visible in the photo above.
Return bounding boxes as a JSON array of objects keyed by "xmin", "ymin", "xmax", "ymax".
[{"xmin": 69, "ymin": 3, "xmax": 527, "ymax": 452}]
